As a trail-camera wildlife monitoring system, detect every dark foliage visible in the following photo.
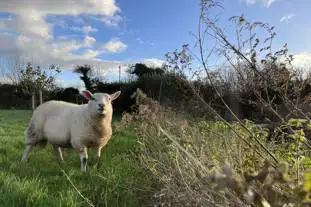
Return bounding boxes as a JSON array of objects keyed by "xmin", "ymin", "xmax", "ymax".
[
  {"xmin": 74, "ymin": 64, "xmax": 93, "ymax": 92},
  {"xmin": 0, "ymin": 84, "xmax": 83, "ymax": 109},
  {"xmin": 129, "ymin": 63, "xmax": 165, "ymax": 78},
  {"xmin": 0, "ymin": 84, "xmax": 32, "ymax": 109}
]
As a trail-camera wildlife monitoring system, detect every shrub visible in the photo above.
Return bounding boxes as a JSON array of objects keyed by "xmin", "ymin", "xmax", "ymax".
[{"xmin": 119, "ymin": 90, "xmax": 311, "ymax": 206}]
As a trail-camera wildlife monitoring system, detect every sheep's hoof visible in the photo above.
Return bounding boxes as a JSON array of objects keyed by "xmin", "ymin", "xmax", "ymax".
[
  {"xmin": 21, "ymin": 156, "xmax": 28, "ymax": 162},
  {"xmin": 80, "ymin": 165, "xmax": 87, "ymax": 172}
]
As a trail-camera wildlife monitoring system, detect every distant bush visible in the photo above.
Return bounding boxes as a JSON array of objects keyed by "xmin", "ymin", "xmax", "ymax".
[
  {"xmin": 0, "ymin": 84, "xmax": 83, "ymax": 109},
  {"xmin": 0, "ymin": 84, "xmax": 32, "ymax": 109}
]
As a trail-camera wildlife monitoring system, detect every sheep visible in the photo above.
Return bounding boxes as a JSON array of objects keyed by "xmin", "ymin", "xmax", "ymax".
[{"xmin": 21, "ymin": 90, "xmax": 121, "ymax": 171}]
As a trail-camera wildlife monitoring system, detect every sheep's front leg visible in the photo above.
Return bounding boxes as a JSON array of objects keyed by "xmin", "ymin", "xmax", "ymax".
[
  {"xmin": 95, "ymin": 146, "xmax": 103, "ymax": 162},
  {"xmin": 79, "ymin": 147, "xmax": 88, "ymax": 172},
  {"xmin": 21, "ymin": 145, "xmax": 33, "ymax": 161},
  {"xmin": 94, "ymin": 146, "xmax": 103, "ymax": 169}
]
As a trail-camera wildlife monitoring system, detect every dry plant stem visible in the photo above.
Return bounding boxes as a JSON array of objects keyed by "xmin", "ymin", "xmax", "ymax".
[
  {"xmin": 266, "ymin": 86, "xmax": 311, "ymax": 132},
  {"xmin": 283, "ymin": 95, "xmax": 311, "ymax": 122},
  {"xmin": 197, "ymin": 17, "xmax": 279, "ymax": 164},
  {"xmin": 162, "ymin": 132, "xmax": 235, "ymax": 205},
  {"xmin": 213, "ymin": 17, "xmax": 311, "ymax": 150},
  {"xmin": 255, "ymin": 92, "xmax": 311, "ymax": 148},
  {"xmin": 188, "ymin": 61, "xmax": 278, "ymax": 167},
  {"xmin": 187, "ymin": 51, "xmax": 260, "ymax": 153},
  {"xmin": 224, "ymin": 45, "xmax": 311, "ymax": 149},
  {"xmin": 225, "ymin": 51, "xmax": 311, "ymax": 149},
  {"xmin": 175, "ymin": 152, "xmax": 194, "ymax": 194},
  {"xmin": 158, "ymin": 126, "xmax": 210, "ymax": 173},
  {"xmin": 61, "ymin": 169, "xmax": 95, "ymax": 207},
  {"xmin": 201, "ymin": 4, "xmax": 308, "ymax": 129}
]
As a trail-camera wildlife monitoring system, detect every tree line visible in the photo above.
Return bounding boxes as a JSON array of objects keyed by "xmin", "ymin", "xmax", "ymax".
[{"xmin": 1, "ymin": 57, "xmax": 311, "ymax": 123}]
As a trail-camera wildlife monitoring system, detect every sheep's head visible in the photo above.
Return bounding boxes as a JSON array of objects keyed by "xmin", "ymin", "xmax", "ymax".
[{"xmin": 82, "ymin": 90, "xmax": 121, "ymax": 117}]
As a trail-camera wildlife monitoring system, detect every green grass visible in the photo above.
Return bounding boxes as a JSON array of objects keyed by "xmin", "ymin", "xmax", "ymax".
[{"xmin": 0, "ymin": 110, "xmax": 151, "ymax": 207}]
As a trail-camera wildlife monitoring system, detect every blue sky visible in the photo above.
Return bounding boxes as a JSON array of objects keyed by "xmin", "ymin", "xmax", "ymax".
[{"xmin": 0, "ymin": 0, "xmax": 310, "ymax": 89}]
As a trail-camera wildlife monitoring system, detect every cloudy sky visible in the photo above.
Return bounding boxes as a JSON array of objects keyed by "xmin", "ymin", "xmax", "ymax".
[{"xmin": 0, "ymin": 0, "xmax": 310, "ymax": 88}]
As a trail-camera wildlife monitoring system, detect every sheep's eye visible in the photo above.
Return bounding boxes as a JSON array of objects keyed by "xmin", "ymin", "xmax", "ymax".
[{"xmin": 91, "ymin": 96, "xmax": 96, "ymax": 101}]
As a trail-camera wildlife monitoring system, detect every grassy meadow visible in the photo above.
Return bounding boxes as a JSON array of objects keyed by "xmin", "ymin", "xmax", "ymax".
[{"xmin": 0, "ymin": 110, "xmax": 152, "ymax": 207}]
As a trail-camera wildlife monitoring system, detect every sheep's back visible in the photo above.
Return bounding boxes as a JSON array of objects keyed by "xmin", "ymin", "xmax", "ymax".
[{"xmin": 31, "ymin": 101, "xmax": 78, "ymax": 136}]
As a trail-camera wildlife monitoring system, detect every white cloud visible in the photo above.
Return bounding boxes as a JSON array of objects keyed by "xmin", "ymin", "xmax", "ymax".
[
  {"xmin": 0, "ymin": 76, "xmax": 11, "ymax": 84},
  {"xmin": 0, "ymin": 11, "xmax": 53, "ymax": 40},
  {"xmin": 0, "ymin": 0, "xmax": 129, "ymax": 83},
  {"xmin": 243, "ymin": 0, "xmax": 281, "ymax": 8},
  {"xmin": 141, "ymin": 58, "xmax": 166, "ymax": 68},
  {"xmin": 0, "ymin": 0, "xmax": 121, "ymax": 40},
  {"xmin": 265, "ymin": 0, "xmax": 281, "ymax": 7},
  {"xmin": 290, "ymin": 52, "xmax": 311, "ymax": 79},
  {"xmin": 0, "ymin": 32, "xmax": 127, "ymax": 71},
  {"xmin": 0, "ymin": 0, "xmax": 122, "ymax": 47},
  {"xmin": 81, "ymin": 49, "xmax": 102, "ymax": 60},
  {"xmin": 102, "ymin": 38, "xmax": 127, "ymax": 53},
  {"xmin": 0, "ymin": 1, "xmax": 163, "ymax": 84},
  {"xmin": 292, "ymin": 52, "xmax": 311, "ymax": 69},
  {"xmin": 280, "ymin": 13, "xmax": 296, "ymax": 23},
  {"xmin": 71, "ymin": 25, "xmax": 98, "ymax": 34},
  {"xmin": 84, "ymin": 36, "xmax": 96, "ymax": 47},
  {"xmin": 100, "ymin": 15, "xmax": 123, "ymax": 27},
  {"xmin": 243, "ymin": 0, "xmax": 257, "ymax": 4},
  {"xmin": 55, "ymin": 79, "xmax": 84, "ymax": 90},
  {"xmin": 0, "ymin": 0, "xmax": 120, "ymax": 17}
]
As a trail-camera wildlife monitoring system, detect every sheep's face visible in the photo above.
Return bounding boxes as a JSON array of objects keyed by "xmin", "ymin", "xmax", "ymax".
[{"xmin": 82, "ymin": 90, "xmax": 121, "ymax": 117}]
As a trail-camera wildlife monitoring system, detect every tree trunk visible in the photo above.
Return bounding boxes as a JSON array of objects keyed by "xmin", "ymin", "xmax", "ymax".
[
  {"xmin": 31, "ymin": 92, "xmax": 35, "ymax": 110},
  {"xmin": 39, "ymin": 90, "xmax": 43, "ymax": 105}
]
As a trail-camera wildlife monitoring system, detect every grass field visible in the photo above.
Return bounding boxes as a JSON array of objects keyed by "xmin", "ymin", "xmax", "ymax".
[{"xmin": 0, "ymin": 110, "xmax": 152, "ymax": 207}]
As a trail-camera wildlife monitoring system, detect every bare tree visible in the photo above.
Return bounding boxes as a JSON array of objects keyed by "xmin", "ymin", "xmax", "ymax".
[
  {"xmin": 0, "ymin": 55, "xmax": 25, "ymax": 84},
  {"xmin": 19, "ymin": 62, "xmax": 61, "ymax": 109}
]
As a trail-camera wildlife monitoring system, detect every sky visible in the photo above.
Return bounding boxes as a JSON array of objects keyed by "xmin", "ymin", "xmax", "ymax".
[{"xmin": 0, "ymin": 0, "xmax": 310, "ymax": 89}]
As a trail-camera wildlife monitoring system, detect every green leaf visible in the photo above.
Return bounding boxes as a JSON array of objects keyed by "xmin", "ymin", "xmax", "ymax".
[{"xmin": 304, "ymin": 171, "xmax": 311, "ymax": 192}]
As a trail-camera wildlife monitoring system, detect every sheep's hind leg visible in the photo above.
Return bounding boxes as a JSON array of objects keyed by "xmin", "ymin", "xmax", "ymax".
[
  {"xmin": 53, "ymin": 146, "xmax": 64, "ymax": 163},
  {"xmin": 21, "ymin": 145, "xmax": 33, "ymax": 161},
  {"xmin": 79, "ymin": 147, "xmax": 88, "ymax": 172}
]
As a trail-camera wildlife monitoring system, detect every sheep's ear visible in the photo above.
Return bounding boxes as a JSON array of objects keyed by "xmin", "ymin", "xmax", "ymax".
[
  {"xmin": 110, "ymin": 91, "xmax": 121, "ymax": 101},
  {"xmin": 82, "ymin": 90, "xmax": 95, "ymax": 100}
]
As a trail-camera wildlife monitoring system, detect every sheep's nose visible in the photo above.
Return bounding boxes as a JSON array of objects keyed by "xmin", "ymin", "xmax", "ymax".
[{"xmin": 98, "ymin": 103, "xmax": 105, "ymax": 110}]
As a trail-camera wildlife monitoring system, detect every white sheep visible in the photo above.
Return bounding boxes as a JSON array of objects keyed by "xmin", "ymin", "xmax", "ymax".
[{"xmin": 21, "ymin": 90, "xmax": 121, "ymax": 171}]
